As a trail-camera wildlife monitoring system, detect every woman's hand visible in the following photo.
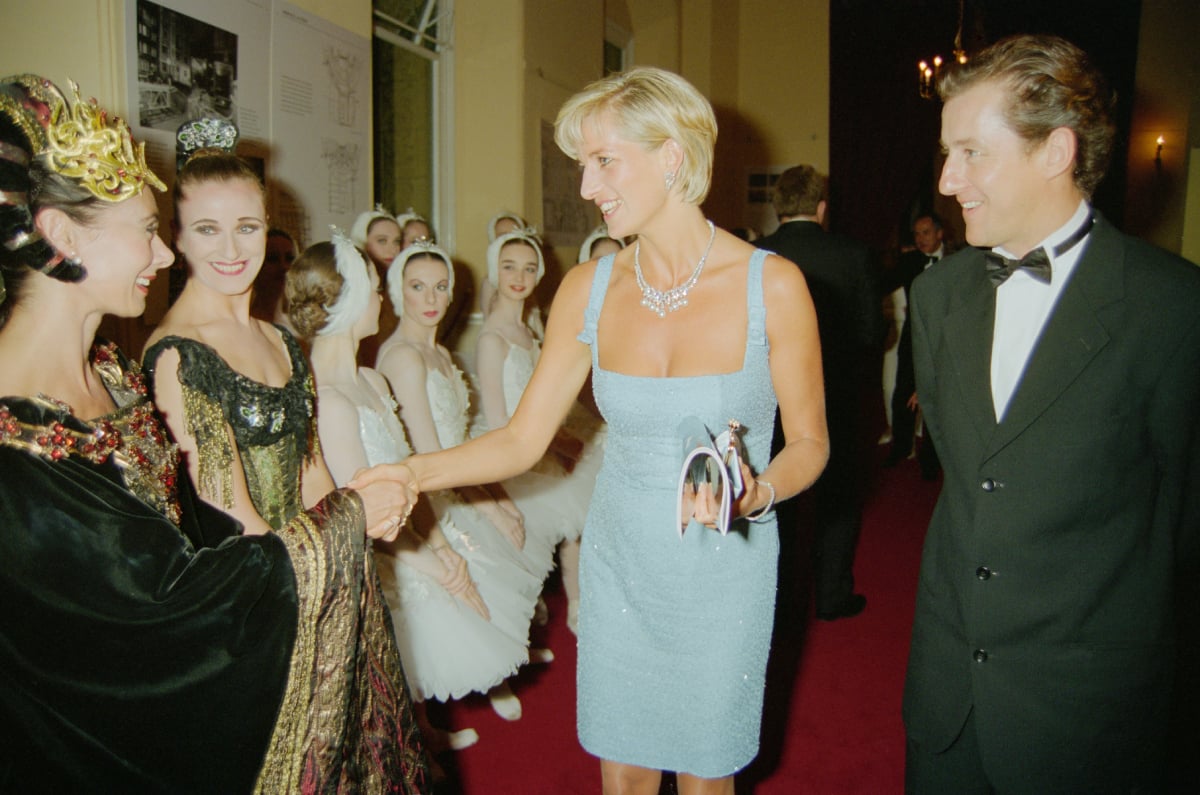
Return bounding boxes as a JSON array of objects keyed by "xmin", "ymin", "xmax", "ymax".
[
  {"xmin": 487, "ymin": 506, "xmax": 526, "ymax": 550},
  {"xmin": 735, "ymin": 463, "xmax": 770, "ymax": 519},
  {"xmin": 354, "ymin": 468, "xmax": 420, "ymax": 541},
  {"xmin": 689, "ymin": 481, "xmax": 722, "ymax": 529},
  {"xmin": 432, "ymin": 545, "xmax": 490, "ymax": 620},
  {"xmin": 462, "ymin": 484, "xmax": 527, "ymax": 550},
  {"xmin": 686, "ymin": 459, "xmax": 757, "ymax": 529}
]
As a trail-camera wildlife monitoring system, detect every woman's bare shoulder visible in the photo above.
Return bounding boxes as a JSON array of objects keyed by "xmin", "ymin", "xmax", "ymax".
[
  {"xmin": 359, "ymin": 367, "xmax": 393, "ymax": 398},
  {"xmin": 378, "ymin": 339, "xmax": 426, "ymax": 371},
  {"xmin": 760, "ymin": 250, "xmax": 809, "ymax": 293}
]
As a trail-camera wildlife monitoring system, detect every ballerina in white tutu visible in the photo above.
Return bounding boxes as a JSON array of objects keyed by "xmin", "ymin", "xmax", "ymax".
[
  {"xmin": 475, "ymin": 227, "xmax": 607, "ymax": 633},
  {"xmin": 375, "ymin": 240, "xmax": 554, "ymax": 721},
  {"xmin": 289, "ymin": 232, "xmax": 542, "ymax": 741}
]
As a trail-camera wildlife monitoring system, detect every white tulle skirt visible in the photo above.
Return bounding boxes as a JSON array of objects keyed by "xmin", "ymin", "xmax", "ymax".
[{"xmin": 376, "ymin": 492, "xmax": 542, "ymax": 702}]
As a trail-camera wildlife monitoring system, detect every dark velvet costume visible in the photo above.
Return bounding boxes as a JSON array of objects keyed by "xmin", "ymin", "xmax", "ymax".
[{"xmin": 0, "ymin": 343, "xmax": 429, "ymax": 793}]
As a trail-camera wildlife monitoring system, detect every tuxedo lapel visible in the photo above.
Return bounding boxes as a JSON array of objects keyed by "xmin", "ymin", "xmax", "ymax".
[
  {"xmin": 941, "ymin": 259, "xmax": 999, "ymax": 448},
  {"xmin": 984, "ymin": 220, "xmax": 1125, "ymax": 460}
]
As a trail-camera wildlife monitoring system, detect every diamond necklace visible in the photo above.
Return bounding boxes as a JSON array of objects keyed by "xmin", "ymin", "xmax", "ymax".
[{"xmin": 634, "ymin": 219, "xmax": 716, "ymax": 318}]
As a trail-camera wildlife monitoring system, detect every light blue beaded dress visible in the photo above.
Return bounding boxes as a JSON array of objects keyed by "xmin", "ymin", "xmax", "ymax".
[{"xmin": 575, "ymin": 249, "xmax": 779, "ymax": 777}]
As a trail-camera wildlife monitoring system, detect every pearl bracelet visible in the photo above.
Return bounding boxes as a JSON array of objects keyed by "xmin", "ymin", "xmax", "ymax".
[{"xmin": 746, "ymin": 479, "xmax": 776, "ymax": 522}]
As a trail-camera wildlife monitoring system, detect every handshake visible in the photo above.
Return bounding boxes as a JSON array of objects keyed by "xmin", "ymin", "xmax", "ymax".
[{"xmin": 352, "ymin": 462, "xmax": 422, "ymax": 541}]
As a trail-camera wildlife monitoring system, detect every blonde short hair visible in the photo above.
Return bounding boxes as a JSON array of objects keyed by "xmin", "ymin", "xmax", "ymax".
[{"xmin": 554, "ymin": 67, "xmax": 717, "ymax": 205}]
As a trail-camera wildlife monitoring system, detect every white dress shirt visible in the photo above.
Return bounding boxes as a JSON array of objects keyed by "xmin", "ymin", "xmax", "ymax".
[{"xmin": 990, "ymin": 201, "xmax": 1092, "ymax": 421}]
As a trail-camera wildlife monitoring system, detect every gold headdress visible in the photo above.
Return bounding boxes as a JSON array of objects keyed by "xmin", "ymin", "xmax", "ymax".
[
  {"xmin": 1, "ymin": 74, "xmax": 163, "ymax": 290},
  {"xmin": 44, "ymin": 80, "xmax": 165, "ymax": 201}
]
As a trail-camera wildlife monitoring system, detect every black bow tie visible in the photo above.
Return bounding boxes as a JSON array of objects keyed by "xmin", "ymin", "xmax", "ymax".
[
  {"xmin": 985, "ymin": 248, "xmax": 1051, "ymax": 285},
  {"xmin": 984, "ymin": 212, "xmax": 1095, "ymax": 287}
]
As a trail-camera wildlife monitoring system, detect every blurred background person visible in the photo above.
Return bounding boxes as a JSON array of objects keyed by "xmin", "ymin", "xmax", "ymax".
[{"xmin": 758, "ymin": 164, "xmax": 883, "ymax": 621}]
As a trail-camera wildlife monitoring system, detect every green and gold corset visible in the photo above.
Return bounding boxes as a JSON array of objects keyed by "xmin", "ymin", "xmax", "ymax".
[{"xmin": 144, "ymin": 327, "xmax": 320, "ymax": 531}]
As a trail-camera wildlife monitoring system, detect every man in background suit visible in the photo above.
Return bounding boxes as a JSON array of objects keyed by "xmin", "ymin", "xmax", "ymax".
[
  {"xmin": 883, "ymin": 213, "xmax": 944, "ymax": 479},
  {"xmin": 758, "ymin": 165, "xmax": 883, "ymax": 620},
  {"xmin": 902, "ymin": 34, "xmax": 1200, "ymax": 792}
]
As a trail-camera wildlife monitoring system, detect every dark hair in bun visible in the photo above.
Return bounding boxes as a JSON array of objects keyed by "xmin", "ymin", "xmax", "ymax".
[{"xmin": 285, "ymin": 241, "xmax": 342, "ymax": 339}]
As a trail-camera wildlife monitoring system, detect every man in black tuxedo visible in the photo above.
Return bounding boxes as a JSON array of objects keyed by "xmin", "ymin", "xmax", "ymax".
[
  {"xmin": 758, "ymin": 165, "xmax": 883, "ymax": 621},
  {"xmin": 883, "ymin": 213, "xmax": 944, "ymax": 479},
  {"xmin": 902, "ymin": 34, "xmax": 1200, "ymax": 792}
]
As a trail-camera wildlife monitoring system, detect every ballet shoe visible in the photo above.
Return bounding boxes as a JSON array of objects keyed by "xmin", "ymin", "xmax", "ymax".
[
  {"xmin": 424, "ymin": 725, "xmax": 479, "ymax": 753},
  {"xmin": 533, "ymin": 595, "xmax": 550, "ymax": 626},
  {"xmin": 447, "ymin": 728, "xmax": 479, "ymax": 750},
  {"xmin": 489, "ymin": 683, "xmax": 523, "ymax": 721},
  {"xmin": 528, "ymin": 647, "xmax": 554, "ymax": 664}
]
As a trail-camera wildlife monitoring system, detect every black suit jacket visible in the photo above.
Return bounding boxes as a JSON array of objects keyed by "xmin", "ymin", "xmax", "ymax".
[
  {"xmin": 757, "ymin": 220, "xmax": 883, "ymax": 407},
  {"xmin": 902, "ymin": 213, "xmax": 1200, "ymax": 792}
]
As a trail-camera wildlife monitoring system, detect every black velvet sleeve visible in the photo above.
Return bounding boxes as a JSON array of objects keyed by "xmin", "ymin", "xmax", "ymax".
[{"xmin": 0, "ymin": 446, "xmax": 298, "ymax": 794}]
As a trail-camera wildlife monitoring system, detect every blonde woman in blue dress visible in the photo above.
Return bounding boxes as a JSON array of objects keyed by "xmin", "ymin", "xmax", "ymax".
[
  {"xmin": 375, "ymin": 240, "xmax": 553, "ymax": 722},
  {"xmin": 356, "ymin": 67, "xmax": 829, "ymax": 794}
]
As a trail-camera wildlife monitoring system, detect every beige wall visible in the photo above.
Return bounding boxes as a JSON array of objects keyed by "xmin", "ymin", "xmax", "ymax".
[
  {"xmin": 0, "ymin": 0, "xmax": 370, "ymax": 111},
  {"xmin": 0, "ymin": 0, "xmax": 126, "ymax": 103},
  {"xmin": 1124, "ymin": 0, "xmax": 1200, "ymax": 258},
  {"xmin": 455, "ymin": 0, "xmax": 525, "ymax": 270},
  {"xmin": 736, "ymin": 0, "xmax": 829, "ymax": 170},
  {"xmin": 731, "ymin": 0, "xmax": 829, "ymax": 233}
]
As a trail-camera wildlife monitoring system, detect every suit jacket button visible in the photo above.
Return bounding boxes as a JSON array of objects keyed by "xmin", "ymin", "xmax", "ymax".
[
  {"xmin": 981, "ymin": 478, "xmax": 996, "ymax": 492},
  {"xmin": 976, "ymin": 566, "xmax": 992, "ymax": 580},
  {"xmin": 973, "ymin": 649, "xmax": 988, "ymax": 663}
]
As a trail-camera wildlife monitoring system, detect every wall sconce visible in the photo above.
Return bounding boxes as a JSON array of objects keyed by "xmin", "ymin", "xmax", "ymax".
[{"xmin": 1155, "ymin": 135, "xmax": 1165, "ymax": 167}]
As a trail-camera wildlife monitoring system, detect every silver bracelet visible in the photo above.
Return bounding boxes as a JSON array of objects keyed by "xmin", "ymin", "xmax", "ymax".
[{"xmin": 746, "ymin": 479, "xmax": 776, "ymax": 522}]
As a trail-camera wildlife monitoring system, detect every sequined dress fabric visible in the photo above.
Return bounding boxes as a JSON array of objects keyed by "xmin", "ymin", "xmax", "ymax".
[
  {"xmin": 144, "ymin": 329, "xmax": 314, "ymax": 530},
  {"xmin": 575, "ymin": 250, "xmax": 779, "ymax": 777}
]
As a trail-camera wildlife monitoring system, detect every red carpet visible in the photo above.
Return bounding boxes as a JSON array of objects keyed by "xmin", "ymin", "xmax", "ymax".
[{"xmin": 432, "ymin": 455, "xmax": 940, "ymax": 794}]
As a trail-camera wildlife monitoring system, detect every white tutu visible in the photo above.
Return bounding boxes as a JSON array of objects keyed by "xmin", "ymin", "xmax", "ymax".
[{"xmin": 354, "ymin": 384, "xmax": 541, "ymax": 702}]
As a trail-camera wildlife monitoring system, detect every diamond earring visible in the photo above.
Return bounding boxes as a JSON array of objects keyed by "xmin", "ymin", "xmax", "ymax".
[{"xmin": 664, "ymin": 171, "xmax": 676, "ymax": 192}]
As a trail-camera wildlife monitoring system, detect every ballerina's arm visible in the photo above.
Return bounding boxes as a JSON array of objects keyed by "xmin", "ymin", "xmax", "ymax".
[
  {"xmin": 315, "ymin": 385, "xmax": 372, "ymax": 487},
  {"xmin": 477, "ymin": 329, "xmax": 582, "ymax": 472},
  {"xmin": 474, "ymin": 329, "xmax": 513, "ymax": 430},
  {"xmin": 377, "ymin": 341, "xmax": 527, "ymax": 549}
]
